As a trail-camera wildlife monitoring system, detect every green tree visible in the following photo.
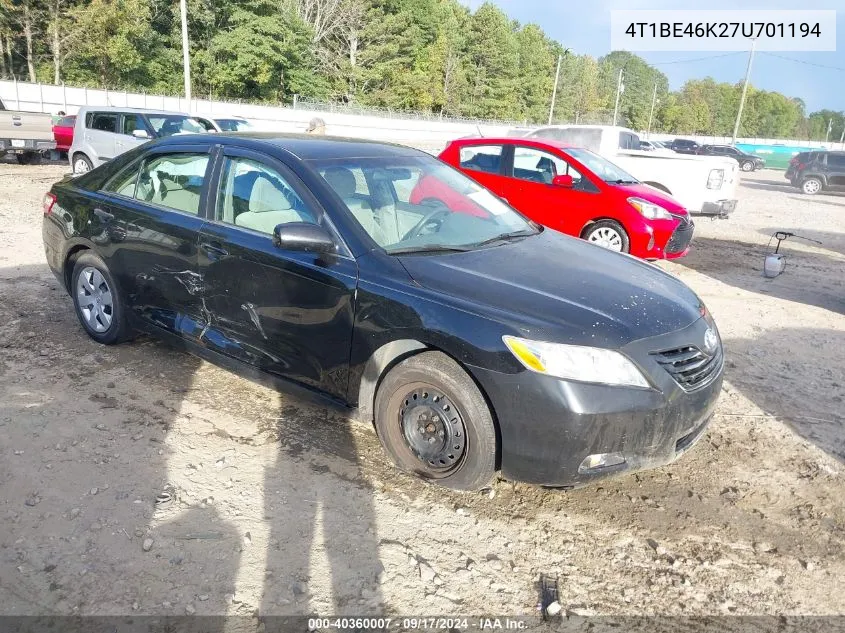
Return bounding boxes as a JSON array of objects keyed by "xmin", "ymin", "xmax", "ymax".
[{"xmin": 463, "ymin": 2, "xmax": 518, "ymax": 119}]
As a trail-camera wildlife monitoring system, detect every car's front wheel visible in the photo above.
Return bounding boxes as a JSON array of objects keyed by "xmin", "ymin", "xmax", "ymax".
[
  {"xmin": 374, "ymin": 351, "xmax": 497, "ymax": 491},
  {"xmin": 801, "ymin": 177, "xmax": 823, "ymax": 195},
  {"xmin": 582, "ymin": 220, "xmax": 630, "ymax": 253},
  {"xmin": 71, "ymin": 252, "xmax": 133, "ymax": 344},
  {"xmin": 741, "ymin": 160, "xmax": 755, "ymax": 172}
]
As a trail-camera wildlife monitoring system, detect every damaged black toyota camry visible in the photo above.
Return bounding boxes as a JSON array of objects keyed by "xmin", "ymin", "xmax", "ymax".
[{"xmin": 42, "ymin": 133, "xmax": 724, "ymax": 491}]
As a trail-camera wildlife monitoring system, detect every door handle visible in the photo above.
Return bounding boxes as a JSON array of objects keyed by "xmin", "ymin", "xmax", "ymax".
[
  {"xmin": 200, "ymin": 241, "xmax": 229, "ymax": 259},
  {"xmin": 93, "ymin": 208, "xmax": 113, "ymax": 222}
]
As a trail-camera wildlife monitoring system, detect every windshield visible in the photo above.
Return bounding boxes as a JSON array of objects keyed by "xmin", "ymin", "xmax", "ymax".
[
  {"xmin": 311, "ymin": 155, "xmax": 537, "ymax": 254},
  {"xmin": 566, "ymin": 148, "xmax": 638, "ymax": 184},
  {"xmin": 216, "ymin": 118, "xmax": 252, "ymax": 132},
  {"xmin": 147, "ymin": 115, "xmax": 206, "ymax": 137}
]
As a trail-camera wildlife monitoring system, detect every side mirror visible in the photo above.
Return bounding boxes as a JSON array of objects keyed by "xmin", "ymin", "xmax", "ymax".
[
  {"xmin": 552, "ymin": 175, "xmax": 574, "ymax": 188},
  {"xmin": 132, "ymin": 129, "xmax": 150, "ymax": 139},
  {"xmin": 272, "ymin": 222, "xmax": 336, "ymax": 254}
]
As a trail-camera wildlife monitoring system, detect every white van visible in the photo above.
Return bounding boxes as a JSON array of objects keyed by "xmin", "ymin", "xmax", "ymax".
[
  {"xmin": 69, "ymin": 107, "xmax": 207, "ymax": 174},
  {"xmin": 527, "ymin": 125, "xmax": 739, "ymax": 217}
]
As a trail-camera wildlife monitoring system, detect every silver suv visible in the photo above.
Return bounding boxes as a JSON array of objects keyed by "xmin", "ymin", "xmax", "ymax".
[{"xmin": 69, "ymin": 107, "xmax": 207, "ymax": 174}]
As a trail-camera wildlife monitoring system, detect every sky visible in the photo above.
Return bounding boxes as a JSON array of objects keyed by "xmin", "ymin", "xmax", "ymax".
[{"xmin": 464, "ymin": 0, "xmax": 844, "ymax": 113}]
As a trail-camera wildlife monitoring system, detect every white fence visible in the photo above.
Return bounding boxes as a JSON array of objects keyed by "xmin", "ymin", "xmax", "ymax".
[
  {"xmin": 0, "ymin": 80, "xmax": 520, "ymax": 154},
  {"xmin": 1, "ymin": 80, "xmax": 838, "ymax": 152}
]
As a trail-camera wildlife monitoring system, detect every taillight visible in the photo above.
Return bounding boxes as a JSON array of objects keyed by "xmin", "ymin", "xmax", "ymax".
[{"xmin": 43, "ymin": 192, "xmax": 57, "ymax": 216}]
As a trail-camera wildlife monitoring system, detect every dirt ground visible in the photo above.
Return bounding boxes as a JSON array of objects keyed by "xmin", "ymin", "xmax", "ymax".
[{"xmin": 0, "ymin": 161, "xmax": 843, "ymax": 625}]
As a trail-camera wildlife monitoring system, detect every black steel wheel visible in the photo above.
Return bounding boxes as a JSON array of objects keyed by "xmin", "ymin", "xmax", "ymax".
[{"xmin": 374, "ymin": 351, "xmax": 496, "ymax": 491}]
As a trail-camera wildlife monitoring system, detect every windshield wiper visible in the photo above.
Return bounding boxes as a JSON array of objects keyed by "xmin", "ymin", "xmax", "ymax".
[
  {"xmin": 387, "ymin": 244, "xmax": 473, "ymax": 255},
  {"xmin": 469, "ymin": 229, "xmax": 537, "ymax": 248},
  {"xmin": 609, "ymin": 179, "xmax": 638, "ymax": 184}
]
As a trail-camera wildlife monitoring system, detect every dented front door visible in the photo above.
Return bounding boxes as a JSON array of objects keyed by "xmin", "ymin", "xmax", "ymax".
[{"xmin": 196, "ymin": 149, "xmax": 357, "ymax": 399}]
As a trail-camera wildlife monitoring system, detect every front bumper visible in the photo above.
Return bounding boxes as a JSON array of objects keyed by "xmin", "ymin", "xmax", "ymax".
[
  {"xmin": 468, "ymin": 318, "xmax": 724, "ymax": 487},
  {"xmin": 696, "ymin": 199, "xmax": 736, "ymax": 218}
]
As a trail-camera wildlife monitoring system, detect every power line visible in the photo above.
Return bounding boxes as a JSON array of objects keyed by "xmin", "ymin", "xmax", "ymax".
[
  {"xmin": 759, "ymin": 51, "xmax": 845, "ymax": 72},
  {"xmin": 650, "ymin": 52, "xmax": 745, "ymax": 65}
]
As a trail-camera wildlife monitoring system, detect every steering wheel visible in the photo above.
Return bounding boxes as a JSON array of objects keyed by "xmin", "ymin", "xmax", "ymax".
[{"xmin": 401, "ymin": 200, "xmax": 451, "ymax": 241}]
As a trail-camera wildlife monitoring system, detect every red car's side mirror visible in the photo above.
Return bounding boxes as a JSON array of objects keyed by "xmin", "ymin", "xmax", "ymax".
[{"xmin": 552, "ymin": 175, "xmax": 574, "ymax": 188}]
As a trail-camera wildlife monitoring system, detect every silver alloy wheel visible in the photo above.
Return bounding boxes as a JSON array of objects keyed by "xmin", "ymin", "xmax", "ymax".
[
  {"xmin": 802, "ymin": 179, "xmax": 821, "ymax": 194},
  {"xmin": 588, "ymin": 227, "xmax": 624, "ymax": 251},
  {"xmin": 73, "ymin": 158, "xmax": 90, "ymax": 174},
  {"xmin": 76, "ymin": 266, "xmax": 113, "ymax": 333},
  {"xmin": 741, "ymin": 161, "xmax": 754, "ymax": 172}
]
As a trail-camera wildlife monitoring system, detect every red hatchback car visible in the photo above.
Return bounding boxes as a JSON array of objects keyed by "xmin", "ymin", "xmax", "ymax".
[{"xmin": 425, "ymin": 137, "xmax": 694, "ymax": 260}]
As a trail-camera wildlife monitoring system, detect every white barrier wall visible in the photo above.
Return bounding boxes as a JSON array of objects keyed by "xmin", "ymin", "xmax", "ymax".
[
  {"xmin": 0, "ymin": 80, "xmax": 519, "ymax": 154},
  {"xmin": 1, "ymin": 80, "xmax": 836, "ymax": 152}
]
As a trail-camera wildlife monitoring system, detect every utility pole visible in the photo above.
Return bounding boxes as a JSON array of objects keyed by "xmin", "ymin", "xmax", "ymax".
[
  {"xmin": 612, "ymin": 68, "xmax": 624, "ymax": 126},
  {"xmin": 825, "ymin": 118, "xmax": 833, "ymax": 142},
  {"xmin": 646, "ymin": 83, "xmax": 658, "ymax": 139},
  {"xmin": 839, "ymin": 124, "xmax": 845, "ymax": 148},
  {"xmin": 548, "ymin": 54, "xmax": 562, "ymax": 125},
  {"xmin": 731, "ymin": 38, "xmax": 756, "ymax": 145},
  {"xmin": 180, "ymin": 0, "xmax": 192, "ymax": 110}
]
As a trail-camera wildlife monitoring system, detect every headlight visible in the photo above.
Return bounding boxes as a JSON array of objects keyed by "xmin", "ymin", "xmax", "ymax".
[
  {"xmin": 707, "ymin": 169, "xmax": 724, "ymax": 189},
  {"xmin": 503, "ymin": 335, "xmax": 650, "ymax": 388},
  {"xmin": 627, "ymin": 197, "xmax": 673, "ymax": 220}
]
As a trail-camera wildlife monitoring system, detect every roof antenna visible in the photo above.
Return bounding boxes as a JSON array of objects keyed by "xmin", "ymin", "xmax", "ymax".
[{"xmin": 476, "ymin": 124, "xmax": 484, "ymax": 138}]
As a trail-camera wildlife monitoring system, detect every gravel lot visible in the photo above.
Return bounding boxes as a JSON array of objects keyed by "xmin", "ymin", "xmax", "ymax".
[{"xmin": 0, "ymin": 162, "xmax": 843, "ymax": 625}]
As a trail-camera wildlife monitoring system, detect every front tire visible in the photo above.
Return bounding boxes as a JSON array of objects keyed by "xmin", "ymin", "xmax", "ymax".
[
  {"xmin": 582, "ymin": 220, "xmax": 630, "ymax": 253},
  {"xmin": 374, "ymin": 351, "xmax": 497, "ymax": 491},
  {"xmin": 740, "ymin": 160, "xmax": 755, "ymax": 172},
  {"xmin": 70, "ymin": 252, "xmax": 133, "ymax": 344},
  {"xmin": 801, "ymin": 177, "xmax": 823, "ymax": 195}
]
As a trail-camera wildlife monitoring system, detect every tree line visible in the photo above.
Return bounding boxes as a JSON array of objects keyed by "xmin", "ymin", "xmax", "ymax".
[{"xmin": 2, "ymin": 0, "xmax": 843, "ymax": 140}]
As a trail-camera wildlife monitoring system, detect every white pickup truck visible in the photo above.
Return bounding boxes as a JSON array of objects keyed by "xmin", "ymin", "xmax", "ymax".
[
  {"xmin": 0, "ymin": 97, "xmax": 56, "ymax": 164},
  {"xmin": 526, "ymin": 125, "xmax": 739, "ymax": 218}
]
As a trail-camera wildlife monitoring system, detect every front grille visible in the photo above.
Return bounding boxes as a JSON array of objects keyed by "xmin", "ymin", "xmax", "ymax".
[
  {"xmin": 652, "ymin": 344, "xmax": 722, "ymax": 391},
  {"xmin": 666, "ymin": 220, "xmax": 695, "ymax": 254}
]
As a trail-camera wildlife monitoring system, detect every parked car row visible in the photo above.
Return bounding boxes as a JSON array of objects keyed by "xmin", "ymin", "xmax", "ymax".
[
  {"xmin": 640, "ymin": 138, "xmax": 766, "ymax": 172},
  {"xmin": 785, "ymin": 150, "xmax": 845, "ymax": 195},
  {"xmin": 49, "ymin": 107, "xmax": 254, "ymax": 172},
  {"xmin": 42, "ymin": 131, "xmax": 724, "ymax": 492}
]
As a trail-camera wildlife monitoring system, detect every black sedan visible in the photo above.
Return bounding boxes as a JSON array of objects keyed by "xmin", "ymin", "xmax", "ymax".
[
  {"xmin": 697, "ymin": 145, "xmax": 765, "ymax": 172},
  {"xmin": 42, "ymin": 133, "xmax": 724, "ymax": 491}
]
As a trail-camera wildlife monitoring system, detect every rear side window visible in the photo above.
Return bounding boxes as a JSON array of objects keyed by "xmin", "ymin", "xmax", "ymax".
[
  {"xmin": 459, "ymin": 145, "xmax": 503, "ymax": 175},
  {"xmin": 618, "ymin": 132, "xmax": 640, "ymax": 150},
  {"xmin": 135, "ymin": 153, "xmax": 209, "ymax": 215},
  {"xmin": 827, "ymin": 153, "xmax": 845, "ymax": 169},
  {"xmin": 89, "ymin": 113, "xmax": 118, "ymax": 133}
]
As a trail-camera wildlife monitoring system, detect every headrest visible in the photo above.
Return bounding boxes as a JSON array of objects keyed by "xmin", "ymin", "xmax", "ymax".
[
  {"xmin": 323, "ymin": 167, "xmax": 357, "ymax": 198},
  {"xmin": 249, "ymin": 175, "xmax": 292, "ymax": 213}
]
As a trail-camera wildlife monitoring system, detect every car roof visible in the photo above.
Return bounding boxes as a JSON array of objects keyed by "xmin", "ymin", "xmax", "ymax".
[
  {"xmin": 153, "ymin": 132, "xmax": 423, "ymax": 160},
  {"xmin": 77, "ymin": 106, "xmax": 190, "ymax": 116},
  {"xmin": 450, "ymin": 136, "xmax": 577, "ymax": 151}
]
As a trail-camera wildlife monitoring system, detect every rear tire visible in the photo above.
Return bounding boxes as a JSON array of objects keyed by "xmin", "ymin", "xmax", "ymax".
[
  {"xmin": 16, "ymin": 152, "xmax": 40, "ymax": 165},
  {"xmin": 72, "ymin": 153, "xmax": 93, "ymax": 174},
  {"xmin": 374, "ymin": 351, "xmax": 496, "ymax": 491},
  {"xmin": 801, "ymin": 177, "xmax": 822, "ymax": 195},
  {"xmin": 70, "ymin": 252, "xmax": 133, "ymax": 345},
  {"xmin": 582, "ymin": 220, "xmax": 630, "ymax": 253}
]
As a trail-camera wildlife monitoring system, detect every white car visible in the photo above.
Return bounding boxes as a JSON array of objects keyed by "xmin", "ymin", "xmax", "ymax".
[
  {"xmin": 192, "ymin": 115, "xmax": 253, "ymax": 133},
  {"xmin": 527, "ymin": 125, "xmax": 739, "ymax": 218}
]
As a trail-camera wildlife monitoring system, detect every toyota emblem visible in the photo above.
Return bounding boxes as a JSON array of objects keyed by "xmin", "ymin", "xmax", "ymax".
[{"xmin": 703, "ymin": 328, "xmax": 718, "ymax": 354}]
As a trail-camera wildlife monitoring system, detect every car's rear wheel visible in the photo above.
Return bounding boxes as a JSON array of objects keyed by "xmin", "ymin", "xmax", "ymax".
[
  {"xmin": 740, "ymin": 160, "xmax": 755, "ymax": 172},
  {"xmin": 801, "ymin": 177, "xmax": 822, "ymax": 195},
  {"xmin": 374, "ymin": 351, "xmax": 496, "ymax": 491},
  {"xmin": 73, "ymin": 154, "xmax": 93, "ymax": 174},
  {"xmin": 582, "ymin": 220, "xmax": 630, "ymax": 253},
  {"xmin": 16, "ymin": 152, "xmax": 41, "ymax": 165},
  {"xmin": 71, "ymin": 252, "xmax": 133, "ymax": 344}
]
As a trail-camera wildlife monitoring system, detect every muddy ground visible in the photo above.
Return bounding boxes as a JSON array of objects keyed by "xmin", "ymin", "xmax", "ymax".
[{"xmin": 0, "ymin": 162, "xmax": 843, "ymax": 626}]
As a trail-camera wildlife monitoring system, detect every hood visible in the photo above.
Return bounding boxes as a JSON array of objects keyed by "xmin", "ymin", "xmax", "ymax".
[
  {"xmin": 398, "ymin": 230, "xmax": 704, "ymax": 349},
  {"xmin": 611, "ymin": 183, "xmax": 688, "ymax": 216}
]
